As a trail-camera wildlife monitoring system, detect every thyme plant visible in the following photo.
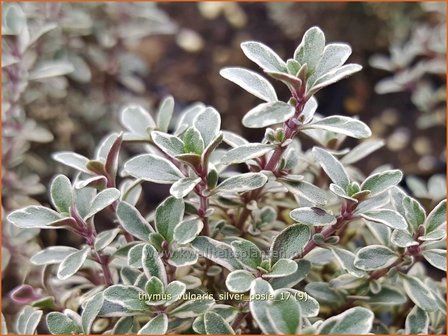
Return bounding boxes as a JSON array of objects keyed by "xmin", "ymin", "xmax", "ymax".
[{"xmin": 5, "ymin": 27, "xmax": 446, "ymax": 335}]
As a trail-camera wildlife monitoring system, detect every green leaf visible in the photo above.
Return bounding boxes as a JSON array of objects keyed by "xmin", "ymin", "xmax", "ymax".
[
  {"xmin": 117, "ymin": 201, "xmax": 153, "ymax": 241},
  {"xmin": 402, "ymin": 196, "xmax": 426, "ymax": 232},
  {"xmin": 94, "ymin": 228, "xmax": 120, "ymax": 251},
  {"xmin": 50, "ymin": 175, "xmax": 72, "ymax": 214},
  {"xmin": 341, "ymin": 140, "xmax": 385, "ymax": 165},
  {"xmin": 354, "ymin": 245, "xmax": 398, "ymax": 271},
  {"xmin": 361, "ymin": 169, "xmax": 403, "ymax": 196},
  {"xmin": 53, "ymin": 152, "xmax": 90, "ymax": 173},
  {"xmin": 121, "ymin": 105, "xmax": 155, "ymax": 136},
  {"xmin": 204, "ymin": 311, "xmax": 235, "ymax": 335},
  {"xmin": 331, "ymin": 247, "xmax": 367, "ymax": 278},
  {"xmin": 168, "ymin": 247, "xmax": 198, "ymax": 267},
  {"xmin": 230, "ymin": 239, "xmax": 262, "ymax": 270},
  {"xmin": 128, "ymin": 243, "xmax": 144, "ymax": 268},
  {"xmin": 223, "ymin": 131, "xmax": 249, "ymax": 147},
  {"xmin": 294, "ymin": 26, "xmax": 325, "ymax": 73},
  {"xmin": 170, "ymin": 289, "xmax": 215, "ymax": 318},
  {"xmin": 264, "ymin": 259, "xmax": 298, "ymax": 278},
  {"xmin": 405, "ymin": 306, "xmax": 429, "ymax": 334},
  {"xmin": 391, "ymin": 229, "xmax": 418, "ymax": 248},
  {"xmin": 266, "ymin": 291, "xmax": 301, "ymax": 334},
  {"xmin": 422, "ymin": 249, "xmax": 446, "ymax": 271},
  {"xmin": 145, "ymin": 276, "xmax": 165, "ymax": 298},
  {"xmin": 367, "ymin": 286, "xmax": 407, "ymax": 305},
  {"xmin": 309, "ymin": 64, "xmax": 362, "ymax": 94},
  {"xmin": 138, "ymin": 314, "xmax": 168, "ymax": 335},
  {"xmin": 156, "ymin": 96, "xmax": 175, "ymax": 132},
  {"xmin": 289, "ymin": 207, "xmax": 337, "ymax": 226},
  {"xmin": 241, "ymin": 41, "xmax": 287, "ymax": 72},
  {"xmin": 7, "ymin": 206, "xmax": 64, "ymax": 229},
  {"xmin": 170, "ymin": 177, "xmax": 200, "ymax": 199},
  {"xmin": 173, "ymin": 218, "xmax": 203, "ymax": 244},
  {"xmin": 191, "ymin": 236, "xmax": 241, "ymax": 271},
  {"xmin": 142, "ymin": 244, "xmax": 167, "ymax": 285},
  {"xmin": 2, "ymin": 3, "xmax": 26, "ymax": 36},
  {"xmin": 151, "ymin": 131, "xmax": 184, "ymax": 157},
  {"xmin": 304, "ymin": 116, "xmax": 371, "ymax": 139},
  {"xmin": 81, "ymin": 292, "xmax": 104, "ymax": 334},
  {"xmin": 46, "ymin": 312, "xmax": 82, "ymax": 335},
  {"xmin": 281, "ymin": 179, "xmax": 329, "ymax": 205},
  {"xmin": 30, "ymin": 246, "xmax": 78, "ymax": 265},
  {"xmin": 221, "ymin": 144, "xmax": 274, "ymax": 165},
  {"xmin": 220, "ymin": 67, "xmax": 277, "ymax": 102},
  {"xmin": 113, "ymin": 316, "xmax": 137, "ymax": 334},
  {"xmin": 270, "ymin": 224, "xmax": 311, "ymax": 264},
  {"xmin": 226, "ymin": 270, "xmax": 255, "ymax": 293},
  {"xmin": 164, "ymin": 281, "xmax": 187, "ymax": 305},
  {"xmin": 84, "ymin": 188, "xmax": 120, "ymax": 220},
  {"xmin": 23, "ymin": 309, "xmax": 43, "ymax": 335},
  {"xmin": 124, "ymin": 154, "xmax": 183, "ymax": 184},
  {"xmin": 57, "ymin": 247, "xmax": 90, "ymax": 280},
  {"xmin": 215, "ymin": 173, "xmax": 268, "ymax": 194},
  {"xmin": 317, "ymin": 307, "xmax": 373, "ymax": 334},
  {"xmin": 305, "ymin": 282, "xmax": 344, "ymax": 304},
  {"xmin": 183, "ymin": 127, "xmax": 205, "ymax": 154},
  {"xmin": 311, "ymin": 43, "xmax": 352, "ymax": 81},
  {"xmin": 249, "ymin": 279, "xmax": 276, "ymax": 334},
  {"xmin": 193, "ymin": 107, "xmax": 221, "ymax": 147},
  {"xmin": 360, "ymin": 209, "xmax": 407, "ymax": 230},
  {"xmin": 425, "ymin": 200, "xmax": 446, "ymax": 233},
  {"xmin": 313, "ymin": 147, "xmax": 350, "ymax": 190},
  {"xmin": 155, "ymin": 196, "xmax": 184, "ymax": 242},
  {"xmin": 270, "ymin": 260, "xmax": 311, "ymax": 290},
  {"xmin": 104, "ymin": 285, "xmax": 149, "ymax": 312},
  {"xmin": 242, "ymin": 101, "xmax": 295, "ymax": 128},
  {"xmin": 402, "ymin": 275, "xmax": 437, "ymax": 311}
]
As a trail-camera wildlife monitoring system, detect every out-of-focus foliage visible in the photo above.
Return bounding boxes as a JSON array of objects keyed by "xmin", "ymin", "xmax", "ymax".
[{"xmin": 370, "ymin": 2, "xmax": 446, "ymax": 129}]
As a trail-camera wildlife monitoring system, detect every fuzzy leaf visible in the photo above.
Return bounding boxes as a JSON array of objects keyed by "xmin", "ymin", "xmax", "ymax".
[
  {"xmin": 168, "ymin": 248, "xmax": 198, "ymax": 267},
  {"xmin": 294, "ymin": 26, "xmax": 325, "ymax": 73},
  {"xmin": 405, "ymin": 306, "xmax": 429, "ymax": 334},
  {"xmin": 191, "ymin": 236, "xmax": 241, "ymax": 271},
  {"xmin": 57, "ymin": 247, "xmax": 89, "ymax": 280},
  {"xmin": 52, "ymin": 152, "xmax": 90, "ymax": 173},
  {"xmin": 156, "ymin": 96, "xmax": 175, "ymax": 132},
  {"xmin": 121, "ymin": 105, "xmax": 155, "ymax": 135},
  {"xmin": 265, "ymin": 259, "xmax": 298, "ymax": 278},
  {"xmin": 7, "ymin": 206, "xmax": 63, "ymax": 229},
  {"xmin": 403, "ymin": 196, "xmax": 426, "ymax": 231},
  {"xmin": 155, "ymin": 196, "xmax": 184, "ymax": 242},
  {"xmin": 331, "ymin": 247, "xmax": 367, "ymax": 278},
  {"xmin": 142, "ymin": 244, "xmax": 167, "ymax": 285},
  {"xmin": 304, "ymin": 116, "xmax": 371, "ymax": 139},
  {"xmin": 124, "ymin": 154, "xmax": 183, "ymax": 184},
  {"xmin": 341, "ymin": 140, "xmax": 384, "ymax": 165},
  {"xmin": 312, "ymin": 43, "xmax": 352, "ymax": 81},
  {"xmin": 402, "ymin": 275, "xmax": 437, "ymax": 311},
  {"xmin": 422, "ymin": 249, "xmax": 446, "ymax": 271},
  {"xmin": 117, "ymin": 201, "xmax": 153, "ymax": 241},
  {"xmin": 270, "ymin": 224, "xmax": 311, "ymax": 264},
  {"xmin": 193, "ymin": 107, "xmax": 221, "ymax": 146},
  {"xmin": 84, "ymin": 188, "xmax": 120, "ymax": 220},
  {"xmin": 170, "ymin": 177, "xmax": 200, "ymax": 199},
  {"xmin": 361, "ymin": 169, "xmax": 403, "ymax": 196},
  {"xmin": 94, "ymin": 228, "xmax": 120, "ymax": 251},
  {"xmin": 204, "ymin": 311, "xmax": 235, "ymax": 335},
  {"xmin": 231, "ymin": 239, "xmax": 262, "ymax": 270},
  {"xmin": 226, "ymin": 270, "xmax": 255, "ymax": 293},
  {"xmin": 242, "ymin": 101, "xmax": 295, "ymax": 128},
  {"xmin": 313, "ymin": 147, "xmax": 350, "ymax": 190},
  {"xmin": 267, "ymin": 291, "xmax": 301, "ymax": 334},
  {"xmin": 170, "ymin": 289, "xmax": 215, "ymax": 318},
  {"xmin": 183, "ymin": 127, "xmax": 204, "ymax": 154},
  {"xmin": 309, "ymin": 64, "xmax": 362, "ymax": 94},
  {"xmin": 249, "ymin": 279, "xmax": 276, "ymax": 334},
  {"xmin": 360, "ymin": 209, "xmax": 408, "ymax": 230},
  {"xmin": 241, "ymin": 41, "xmax": 287, "ymax": 72},
  {"xmin": 215, "ymin": 173, "xmax": 268, "ymax": 194},
  {"xmin": 50, "ymin": 175, "xmax": 72, "ymax": 214},
  {"xmin": 367, "ymin": 286, "xmax": 407, "ymax": 305},
  {"xmin": 221, "ymin": 144, "xmax": 274, "ymax": 165},
  {"xmin": 81, "ymin": 292, "xmax": 104, "ymax": 334},
  {"xmin": 289, "ymin": 207, "xmax": 336, "ymax": 226},
  {"xmin": 31, "ymin": 246, "xmax": 78, "ymax": 265},
  {"xmin": 46, "ymin": 312, "xmax": 81, "ymax": 335},
  {"xmin": 151, "ymin": 131, "xmax": 184, "ymax": 157},
  {"xmin": 29, "ymin": 61, "xmax": 74, "ymax": 80},
  {"xmin": 317, "ymin": 307, "xmax": 373, "ymax": 334},
  {"xmin": 138, "ymin": 314, "xmax": 168, "ymax": 335},
  {"xmin": 220, "ymin": 67, "xmax": 277, "ymax": 102},
  {"xmin": 165, "ymin": 281, "xmax": 187, "ymax": 305},
  {"xmin": 173, "ymin": 218, "xmax": 203, "ymax": 245},
  {"xmin": 270, "ymin": 260, "xmax": 311, "ymax": 290},
  {"xmin": 281, "ymin": 179, "xmax": 329, "ymax": 205},
  {"xmin": 104, "ymin": 285, "xmax": 149, "ymax": 312},
  {"xmin": 390, "ymin": 230, "xmax": 418, "ymax": 248},
  {"xmin": 354, "ymin": 245, "xmax": 398, "ymax": 271},
  {"xmin": 425, "ymin": 200, "xmax": 446, "ymax": 233}
]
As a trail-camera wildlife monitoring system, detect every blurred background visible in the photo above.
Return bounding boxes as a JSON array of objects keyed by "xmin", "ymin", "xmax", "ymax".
[{"xmin": 2, "ymin": 1, "xmax": 446, "ymax": 326}]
